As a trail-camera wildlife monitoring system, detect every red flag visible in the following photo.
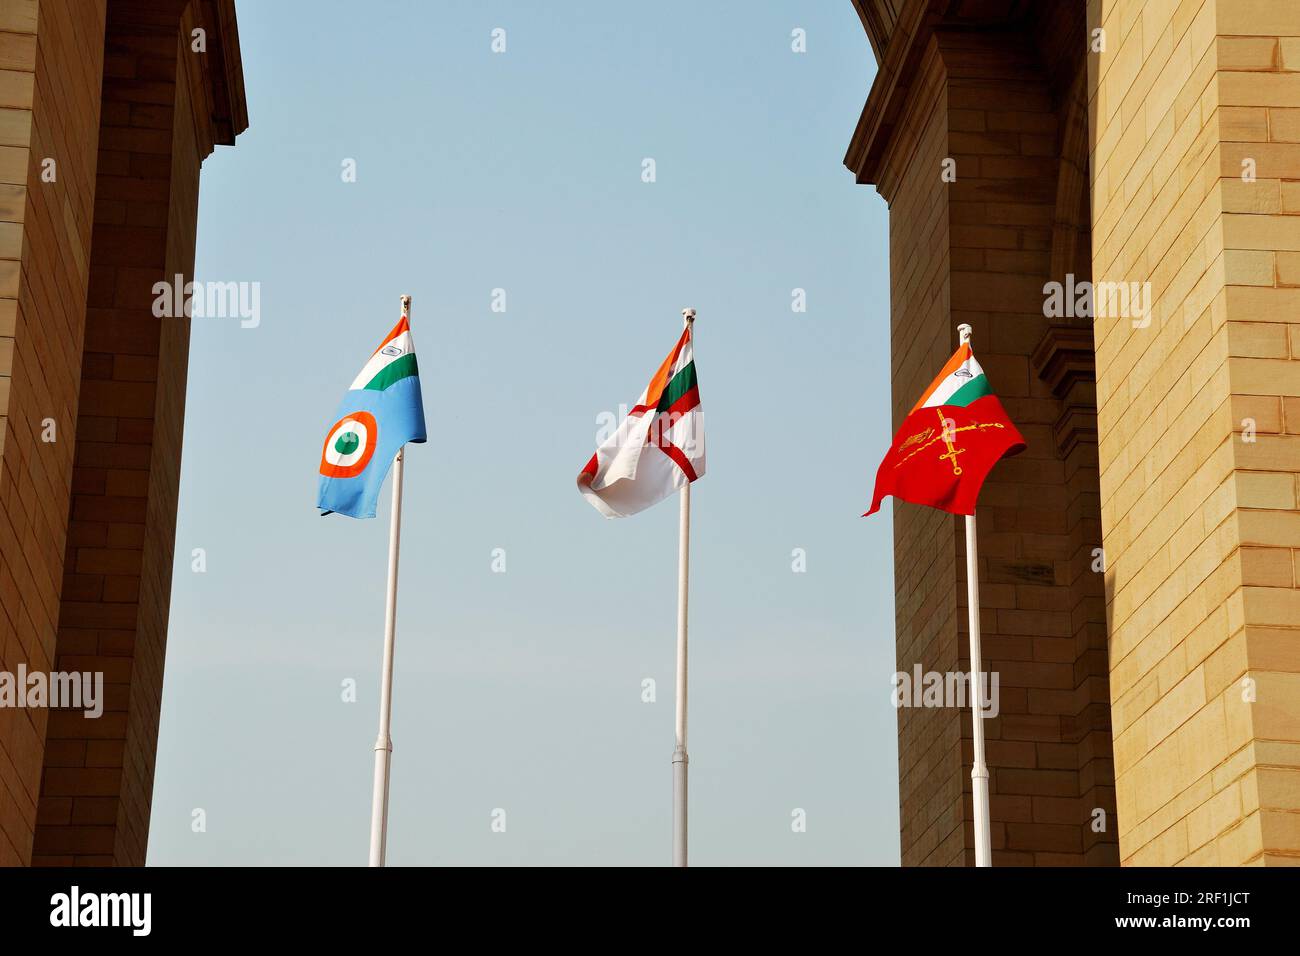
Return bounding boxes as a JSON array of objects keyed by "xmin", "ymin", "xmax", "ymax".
[{"xmin": 865, "ymin": 342, "xmax": 1025, "ymax": 517}]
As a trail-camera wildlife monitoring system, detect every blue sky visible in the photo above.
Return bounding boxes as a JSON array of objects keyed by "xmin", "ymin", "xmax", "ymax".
[{"xmin": 149, "ymin": 0, "xmax": 897, "ymax": 866}]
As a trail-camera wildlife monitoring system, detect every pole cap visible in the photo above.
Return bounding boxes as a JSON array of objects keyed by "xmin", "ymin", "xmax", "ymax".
[
  {"xmin": 958, "ymin": 323, "xmax": 972, "ymax": 345},
  {"xmin": 400, "ymin": 295, "xmax": 412, "ymax": 313},
  {"xmin": 681, "ymin": 308, "xmax": 696, "ymax": 324}
]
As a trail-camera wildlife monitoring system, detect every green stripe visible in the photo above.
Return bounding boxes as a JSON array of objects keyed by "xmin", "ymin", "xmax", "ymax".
[
  {"xmin": 364, "ymin": 353, "xmax": 419, "ymax": 391},
  {"xmin": 946, "ymin": 374, "xmax": 991, "ymax": 408},
  {"xmin": 657, "ymin": 361, "xmax": 697, "ymax": 411}
]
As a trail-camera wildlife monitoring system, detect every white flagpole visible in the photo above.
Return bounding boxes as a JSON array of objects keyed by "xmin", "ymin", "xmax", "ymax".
[
  {"xmin": 958, "ymin": 322, "xmax": 992, "ymax": 867},
  {"xmin": 368, "ymin": 294, "xmax": 412, "ymax": 867},
  {"xmin": 673, "ymin": 307, "xmax": 696, "ymax": 867}
]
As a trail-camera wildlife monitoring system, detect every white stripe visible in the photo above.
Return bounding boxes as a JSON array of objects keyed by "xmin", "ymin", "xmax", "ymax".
[
  {"xmin": 922, "ymin": 354, "xmax": 985, "ymax": 408},
  {"xmin": 671, "ymin": 338, "xmax": 693, "ymax": 376},
  {"xmin": 350, "ymin": 329, "xmax": 414, "ymax": 390}
]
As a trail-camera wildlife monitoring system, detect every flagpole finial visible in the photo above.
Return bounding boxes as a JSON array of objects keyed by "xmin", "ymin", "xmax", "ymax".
[
  {"xmin": 958, "ymin": 323, "xmax": 972, "ymax": 345},
  {"xmin": 400, "ymin": 295, "xmax": 412, "ymax": 316},
  {"xmin": 682, "ymin": 308, "xmax": 696, "ymax": 326}
]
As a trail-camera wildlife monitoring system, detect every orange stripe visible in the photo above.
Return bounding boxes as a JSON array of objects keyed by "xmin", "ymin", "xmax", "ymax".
[
  {"xmin": 373, "ymin": 316, "xmax": 410, "ymax": 356},
  {"xmin": 643, "ymin": 327, "xmax": 691, "ymax": 409},
  {"xmin": 909, "ymin": 343, "xmax": 970, "ymax": 414}
]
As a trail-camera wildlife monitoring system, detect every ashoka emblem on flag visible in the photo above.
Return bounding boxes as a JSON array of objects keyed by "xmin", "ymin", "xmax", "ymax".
[{"xmin": 321, "ymin": 411, "xmax": 379, "ymax": 478}]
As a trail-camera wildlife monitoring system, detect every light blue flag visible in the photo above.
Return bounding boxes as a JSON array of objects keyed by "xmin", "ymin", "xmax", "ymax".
[{"xmin": 317, "ymin": 314, "xmax": 426, "ymax": 518}]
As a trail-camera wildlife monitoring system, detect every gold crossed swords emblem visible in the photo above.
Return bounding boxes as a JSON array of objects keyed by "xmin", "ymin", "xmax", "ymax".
[{"xmin": 895, "ymin": 409, "xmax": 1007, "ymax": 476}]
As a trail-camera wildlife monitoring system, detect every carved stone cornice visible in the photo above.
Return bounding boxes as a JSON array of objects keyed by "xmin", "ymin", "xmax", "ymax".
[
  {"xmin": 1032, "ymin": 325, "xmax": 1098, "ymax": 457},
  {"xmin": 843, "ymin": 0, "xmax": 1045, "ymax": 190},
  {"xmin": 843, "ymin": 0, "xmax": 944, "ymax": 189}
]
